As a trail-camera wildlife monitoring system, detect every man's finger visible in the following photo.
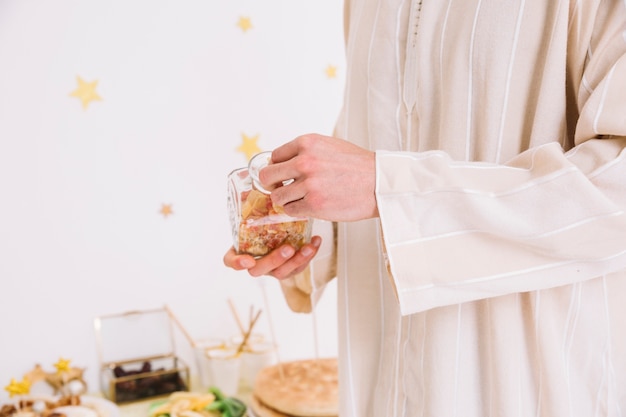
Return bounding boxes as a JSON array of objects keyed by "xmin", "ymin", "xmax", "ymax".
[{"xmin": 247, "ymin": 244, "xmax": 297, "ymax": 277}]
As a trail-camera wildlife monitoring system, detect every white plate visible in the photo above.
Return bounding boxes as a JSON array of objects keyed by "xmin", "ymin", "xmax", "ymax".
[{"xmin": 54, "ymin": 396, "xmax": 120, "ymax": 417}]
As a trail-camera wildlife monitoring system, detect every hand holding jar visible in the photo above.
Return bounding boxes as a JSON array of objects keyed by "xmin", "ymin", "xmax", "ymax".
[
  {"xmin": 260, "ymin": 134, "xmax": 378, "ymax": 222},
  {"xmin": 226, "ymin": 150, "xmax": 320, "ymax": 279},
  {"xmin": 224, "ymin": 133, "xmax": 376, "ymax": 279}
]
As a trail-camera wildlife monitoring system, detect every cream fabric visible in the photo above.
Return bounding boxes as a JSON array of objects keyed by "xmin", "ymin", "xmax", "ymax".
[{"xmin": 282, "ymin": 0, "xmax": 626, "ymax": 416}]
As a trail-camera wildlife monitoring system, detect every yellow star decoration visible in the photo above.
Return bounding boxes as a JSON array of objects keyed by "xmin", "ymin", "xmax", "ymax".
[
  {"xmin": 325, "ymin": 65, "xmax": 338, "ymax": 79},
  {"xmin": 237, "ymin": 16, "xmax": 253, "ymax": 32},
  {"xmin": 69, "ymin": 76, "xmax": 102, "ymax": 110},
  {"xmin": 4, "ymin": 377, "xmax": 31, "ymax": 398},
  {"xmin": 160, "ymin": 203, "xmax": 174, "ymax": 218},
  {"xmin": 54, "ymin": 358, "xmax": 71, "ymax": 374},
  {"xmin": 237, "ymin": 133, "xmax": 262, "ymax": 161}
]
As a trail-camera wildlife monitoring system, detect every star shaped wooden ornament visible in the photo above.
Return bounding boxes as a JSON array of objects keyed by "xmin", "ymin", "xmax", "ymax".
[
  {"xmin": 237, "ymin": 16, "xmax": 253, "ymax": 32},
  {"xmin": 325, "ymin": 65, "xmax": 338, "ymax": 79},
  {"xmin": 237, "ymin": 133, "xmax": 262, "ymax": 161},
  {"xmin": 23, "ymin": 364, "xmax": 47, "ymax": 385},
  {"xmin": 69, "ymin": 76, "xmax": 102, "ymax": 110},
  {"xmin": 160, "ymin": 203, "xmax": 174, "ymax": 218},
  {"xmin": 45, "ymin": 367, "xmax": 86, "ymax": 395}
]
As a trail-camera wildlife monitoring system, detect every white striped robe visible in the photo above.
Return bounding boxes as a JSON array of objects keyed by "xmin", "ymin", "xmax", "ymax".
[{"xmin": 281, "ymin": 0, "xmax": 626, "ymax": 415}]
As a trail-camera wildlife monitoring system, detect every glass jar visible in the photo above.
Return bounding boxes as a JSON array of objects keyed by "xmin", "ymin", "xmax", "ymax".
[{"xmin": 227, "ymin": 152, "xmax": 312, "ymax": 257}]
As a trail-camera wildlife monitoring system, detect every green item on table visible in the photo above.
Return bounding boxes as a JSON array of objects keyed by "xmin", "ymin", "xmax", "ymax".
[
  {"xmin": 206, "ymin": 387, "xmax": 246, "ymax": 417},
  {"xmin": 148, "ymin": 399, "xmax": 169, "ymax": 415}
]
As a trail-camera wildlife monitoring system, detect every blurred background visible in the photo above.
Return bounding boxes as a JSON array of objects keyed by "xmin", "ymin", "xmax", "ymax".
[{"xmin": 0, "ymin": 0, "xmax": 345, "ymax": 400}]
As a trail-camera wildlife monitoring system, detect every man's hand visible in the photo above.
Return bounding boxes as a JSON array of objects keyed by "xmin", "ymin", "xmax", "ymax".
[
  {"xmin": 223, "ymin": 236, "xmax": 322, "ymax": 279},
  {"xmin": 259, "ymin": 134, "xmax": 378, "ymax": 222}
]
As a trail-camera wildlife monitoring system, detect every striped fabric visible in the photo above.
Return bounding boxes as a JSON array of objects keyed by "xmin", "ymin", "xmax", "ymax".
[{"xmin": 282, "ymin": 0, "xmax": 626, "ymax": 415}]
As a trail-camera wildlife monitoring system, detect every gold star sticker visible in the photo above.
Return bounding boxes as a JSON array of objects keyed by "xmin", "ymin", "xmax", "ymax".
[
  {"xmin": 4, "ymin": 377, "xmax": 31, "ymax": 397},
  {"xmin": 325, "ymin": 65, "xmax": 338, "ymax": 79},
  {"xmin": 237, "ymin": 133, "xmax": 262, "ymax": 161},
  {"xmin": 160, "ymin": 203, "xmax": 174, "ymax": 218},
  {"xmin": 54, "ymin": 358, "xmax": 71, "ymax": 374},
  {"xmin": 69, "ymin": 76, "xmax": 102, "ymax": 110},
  {"xmin": 237, "ymin": 16, "xmax": 253, "ymax": 32}
]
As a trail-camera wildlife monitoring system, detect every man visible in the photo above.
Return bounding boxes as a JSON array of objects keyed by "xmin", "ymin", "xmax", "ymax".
[{"xmin": 225, "ymin": 0, "xmax": 626, "ymax": 415}]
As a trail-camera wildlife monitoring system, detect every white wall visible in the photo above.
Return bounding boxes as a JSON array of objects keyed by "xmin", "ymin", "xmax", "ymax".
[{"xmin": 0, "ymin": 0, "xmax": 345, "ymax": 401}]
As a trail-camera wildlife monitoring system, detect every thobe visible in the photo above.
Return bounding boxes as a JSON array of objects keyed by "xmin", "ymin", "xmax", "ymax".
[{"xmin": 280, "ymin": 0, "xmax": 626, "ymax": 416}]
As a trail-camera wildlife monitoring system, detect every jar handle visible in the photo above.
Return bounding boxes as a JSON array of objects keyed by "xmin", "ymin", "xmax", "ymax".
[{"xmin": 248, "ymin": 151, "xmax": 274, "ymax": 194}]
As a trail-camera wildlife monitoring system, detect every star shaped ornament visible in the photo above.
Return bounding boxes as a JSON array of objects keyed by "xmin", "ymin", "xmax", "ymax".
[
  {"xmin": 237, "ymin": 133, "xmax": 262, "ymax": 161},
  {"xmin": 45, "ymin": 367, "xmax": 85, "ymax": 395},
  {"xmin": 69, "ymin": 76, "xmax": 102, "ymax": 109},
  {"xmin": 4, "ymin": 377, "xmax": 30, "ymax": 397},
  {"xmin": 23, "ymin": 365, "xmax": 47, "ymax": 385},
  {"xmin": 237, "ymin": 16, "xmax": 253, "ymax": 32},
  {"xmin": 54, "ymin": 358, "xmax": 71, "ymax": 374}
]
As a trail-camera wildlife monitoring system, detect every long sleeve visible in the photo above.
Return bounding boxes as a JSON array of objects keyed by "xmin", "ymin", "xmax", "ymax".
[
  {"xmin": 376, "ymin": 0, "xmax": 626, "ymax": 316},
  {"xmin": 326, "ymin": 1, "xmax": 626, "ymax": 415}
]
